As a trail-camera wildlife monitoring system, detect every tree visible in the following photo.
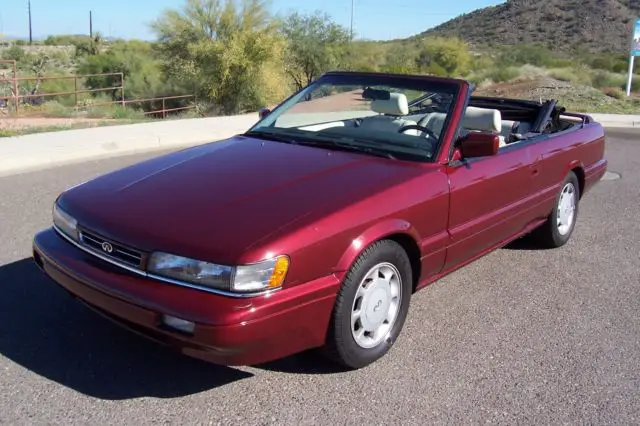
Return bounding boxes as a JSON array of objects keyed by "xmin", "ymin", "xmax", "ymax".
[
  {"xmin": 77, "ymin": 54, "xmax": 129, "ymax": 100},
  {"xmin": 73, "ymin": 33, "xmax": 104, "ymax": 57},
  {"xmin": 414, "ymin": 37, "xmax": 471, "ymax": 77},
  {"xmin": 281, "ymin": 11, "xmax": 351, "ymax": 90},
  {"xmin": 343, "ymin": 41, "xmax": 386, "ymax": 72},
  {"xmin": 151, "ymin": 0, "xmax": 287, "ymax": 114},
  {"xmin": 381, "ymin": 42, "xmax": 419, "ymax": 74}
]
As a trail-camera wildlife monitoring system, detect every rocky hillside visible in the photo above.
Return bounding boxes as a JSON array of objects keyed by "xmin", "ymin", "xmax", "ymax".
[{"xmin": 419, "ymin": 0, "xmax": 640, "ymax": 53}]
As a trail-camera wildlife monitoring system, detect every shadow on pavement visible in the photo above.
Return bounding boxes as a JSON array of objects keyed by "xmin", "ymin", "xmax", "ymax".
[
  {"xmin": 502, "ymin": 235, "xmax": 554, "ymax": 251},
  {"xmin": 256, "ymin": 350, "xmax": 350, "ymax": 375},
  {"xmin": 0, "ymin": 257, "xmax": 253, "ymax": 400},
  {"xmin": 0, "ymin": 257, "xmax": 345, "ymax": 399}
]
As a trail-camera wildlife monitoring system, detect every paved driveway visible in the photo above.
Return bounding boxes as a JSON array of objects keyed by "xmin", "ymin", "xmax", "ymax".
[{"xmin": 0, "ymin": 129, "xmax": 638, "ymax": 424}]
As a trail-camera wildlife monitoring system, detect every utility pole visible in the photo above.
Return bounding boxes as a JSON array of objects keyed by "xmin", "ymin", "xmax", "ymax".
[
  {"xmin": 89, "ymin": 10, "xmax": 93, "ymax": 37},
  {"xmin": 28, "ymin": 0, "xmax": 33, "ymax": 44},
  {"xmin": 350, "ymin": 0, "xmax": 354, "ymax": 41}
]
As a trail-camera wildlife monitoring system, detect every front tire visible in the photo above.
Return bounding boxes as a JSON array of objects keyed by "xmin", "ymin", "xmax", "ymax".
[
  {"xmin": 532, "ymin": 171, "xmax": 580, "ymax": 248},
  {"xmin": 322, "ymin": 240, "xmax": 413, "ymax": 370}
]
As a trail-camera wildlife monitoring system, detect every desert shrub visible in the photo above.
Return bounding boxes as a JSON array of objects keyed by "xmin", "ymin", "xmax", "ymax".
[
  {"xmin": 485, "ymin": 66, "xmax": 520, "ymax": 82},
  {"xmin": 583, "ymin": 53, "xmax": 628, "ymax": 73},
  {"xmin": 602, "ymin": 87, "xmax": 625, "ymax": 100},
  {"xmin": 77, "ymin": 53, "xmax": 129, "ymax": 101},
  {"xmin": 621, "ymin": 77, "xmax": 640, "ymax": 93},
  {"xmin": 591, "ymin": 70, "xmax": 626, "ymax": 89},
  {"xmin": 548, "ymin": 67, "xmax": 592, "ymax": 85},
  {"xmin": 469, "ymin": 54, "xmax": 495, "ymax": 71},
  {"xmin": 151, "ymin": 0, "xmax": 289, "ymax": 114},
  {"xmin": 380, "ymin": 42, "xmax": 419, "ymax": 74},
  {"xmin": 2, "ymin": 46, "xmax": 26, "ymax": 62},
  {"xmin": 281, "ymin": 11, "xmax": 351, "ymax": 89},
  {"xmin": 39, "ymin": 100, "xmax": 73, "ymax": 117},
  {"xmin": 414, "ymin": 37, "xmax": 471, "ymax": 77},
  {"xmin": 85, "ymin": 104, "xmax": 146, "ymax": 120},
  {"xmin": 498, "ymin": 44, "xmax": 559, "ymax": 67},
  {"xmin": 0, "ymin": 129, "xmax": 18, "ymax": 138}
]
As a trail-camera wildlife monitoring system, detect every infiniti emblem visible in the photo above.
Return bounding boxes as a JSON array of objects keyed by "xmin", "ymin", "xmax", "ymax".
[{"xmin": 101, "ymin": 242, "xmax": 113, "ymax": 253}]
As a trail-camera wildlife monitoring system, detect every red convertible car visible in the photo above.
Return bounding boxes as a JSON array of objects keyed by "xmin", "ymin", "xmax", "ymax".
[{"xmin": 32, "ymin": 71, "xmax": 607, "ymax": 369}]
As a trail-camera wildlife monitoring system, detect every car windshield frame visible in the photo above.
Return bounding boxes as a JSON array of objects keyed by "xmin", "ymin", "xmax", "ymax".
[{"xmin": 247, "ymin": 72, "xmax": 463, "ymax": 163}]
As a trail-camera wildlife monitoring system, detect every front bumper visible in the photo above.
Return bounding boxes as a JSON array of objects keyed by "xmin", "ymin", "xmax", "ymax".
[{"xmin": 32, "ymin": 228, "xmax": 340, "ymax": 366}]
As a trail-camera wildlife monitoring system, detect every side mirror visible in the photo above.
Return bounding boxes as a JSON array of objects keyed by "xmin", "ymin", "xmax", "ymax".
[
  {"xmin": 459, "ymin": 132, "xmax": 500, "ymax": 158},
  {"xmin": 258, "ymin": 107, "xmax": 271, "ymax": 119}
]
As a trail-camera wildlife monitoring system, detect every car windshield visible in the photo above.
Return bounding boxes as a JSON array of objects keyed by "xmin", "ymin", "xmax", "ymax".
[{"xmin": 247, "ymin": 73, "xmax": 460, "ymax": 162}]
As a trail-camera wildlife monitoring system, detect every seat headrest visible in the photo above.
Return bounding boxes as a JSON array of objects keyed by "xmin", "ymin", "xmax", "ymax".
[
  {"xmin": 463, "ymin": 106, "xmax": 502, "ymax": 133},
  {"xmin": 371, "ymin": 92, "xmax": 409, "ymax": 116}
]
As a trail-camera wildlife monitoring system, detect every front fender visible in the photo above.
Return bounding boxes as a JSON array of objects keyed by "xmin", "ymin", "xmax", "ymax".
[{"xmin": 333, "ymin": 218, "xmax": 421, "ymax": 273}]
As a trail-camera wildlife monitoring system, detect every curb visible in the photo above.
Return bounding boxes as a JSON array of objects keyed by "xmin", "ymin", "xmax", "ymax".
[
  {"xmin": 0, "ymin": 114, "xmax": 258, "ymax": 177},
  {"xmin": 0, "ymin": 112, "xmax": 638, "ymax": 178}
]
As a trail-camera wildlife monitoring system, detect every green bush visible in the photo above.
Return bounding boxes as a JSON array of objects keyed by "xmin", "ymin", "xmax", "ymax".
[
  {"xmin": 548, "ymin": 67, "xmax": 592, "ymax": 85},
  {"xmin": 485, "ymin": 66, "xmax": 520, "ymax": 82},
  {"xmin": 39, "ymin": 101, "xmax": 73, "ymax": 118},
  {"xmin": 621, "ymin": 77, "xmax": 640, "ymax": 93},
  {"xmin": 603, "ymin": 87, "xmax": 625, "ymax": 100},
  {"xmin": 85, "ymin": 104, "xmax": 146, "ymax": 120},
  {"xmin": 469, "ymin": 54, "xmax": 495, "ymax": 72},
  {"xmin": 0, "ymin": 129, "xmax": 18, "ymax": 138},
  {"xmin": 414, "ymin": 37, "xmax": 471, "ymax": 77},
  {"xmin": 2, "ymin": 46, "xmax": 26, "ymax": 62},
  {"xmin": 582, "ymin": 53, "xmax": 628, "ymax": 73},
  {"xmin": 591, "ymin": 71, "xmax": 626, "ymax": 89},
  {"xmin": 498, "ymin": 44, "xmax": 559, "ymax": 67}
]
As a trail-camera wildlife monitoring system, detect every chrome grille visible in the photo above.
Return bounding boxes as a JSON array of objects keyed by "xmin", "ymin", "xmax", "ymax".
[{"xmin": 79, "ymin": 229, "xmax": 144, "ymax": 268}]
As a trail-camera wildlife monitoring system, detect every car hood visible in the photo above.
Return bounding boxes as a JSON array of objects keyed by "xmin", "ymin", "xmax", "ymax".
[{"xmin": 59, "ymin": 135, "xmax": 426, "ymax": 264}]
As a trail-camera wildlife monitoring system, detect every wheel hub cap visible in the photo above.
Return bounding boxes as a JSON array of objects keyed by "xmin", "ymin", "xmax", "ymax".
[
  {"xmin": 557, "ymin": 182, "xmax": 576, "ymax": 236},
  {"xmin": 361, "ymin": 285, "xmax": 390, "ymax": 331},
  {"xmin": 351, "ymin": 262, "xmax": 402, "ymax": 349}
]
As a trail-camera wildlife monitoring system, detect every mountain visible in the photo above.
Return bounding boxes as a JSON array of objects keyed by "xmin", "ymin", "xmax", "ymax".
[{"xmin": 418, "ymin": 0, "xmax": 640, "ymax": 53}]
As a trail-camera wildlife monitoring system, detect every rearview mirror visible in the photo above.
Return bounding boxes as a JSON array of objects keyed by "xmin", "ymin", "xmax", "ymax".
[
  {"xmin": 258, "ymin": 107, "xmax": 271, "ymax": 119},
  {"xmin": 459, "ymin": 132, "xmax": 500, "ymax": 158}
]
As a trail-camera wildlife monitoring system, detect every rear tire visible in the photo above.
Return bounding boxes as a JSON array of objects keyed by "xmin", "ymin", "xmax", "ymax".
[
  {"xmin": 322, "ymin": 240, "xmax": 413, "ymax": 370},
  {"xmin": 531, "ymin": 171, "xmax": 580, "ymax": 248}
]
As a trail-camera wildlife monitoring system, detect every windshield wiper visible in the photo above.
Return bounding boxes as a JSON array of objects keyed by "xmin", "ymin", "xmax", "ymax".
[
  {"xmin": 246, "ymin": 129, "xmax": 396, "ymax": 159},
  {"xmin": 298, "ymin": 137, "xmax": 397, "ymax": 160},
  {"xmin": 245, "ymin": 130, "xmax": 301, "ymax": 145}
]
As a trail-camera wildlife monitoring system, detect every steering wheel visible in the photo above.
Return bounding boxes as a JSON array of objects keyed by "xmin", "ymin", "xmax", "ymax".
[{"xmin": 397, "ymin": 124, "xmax": 438, "ymax": 139}]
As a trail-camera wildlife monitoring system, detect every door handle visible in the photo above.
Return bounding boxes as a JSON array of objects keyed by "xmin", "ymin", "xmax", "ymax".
[{"xmin": 532, "ymin": 168, "xmax": 539, "ymax": 176}]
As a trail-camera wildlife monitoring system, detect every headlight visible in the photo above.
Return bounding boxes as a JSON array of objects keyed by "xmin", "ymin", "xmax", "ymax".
[
  {"xmin": 233, "ymin": 256, "xmax": 290, "ymax": 292},
  {"xmin": 52, "ymin": 202, "xmax": 79, "ymax": 241},
  {"xmin": 147, "ymin": 252, "xmax": 289, "ymax": 294}
]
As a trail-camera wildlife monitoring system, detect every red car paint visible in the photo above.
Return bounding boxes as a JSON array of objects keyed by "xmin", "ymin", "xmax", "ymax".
[{"xmin": 32, "ymin": 72, "xmax": 607, "ymax": 366}]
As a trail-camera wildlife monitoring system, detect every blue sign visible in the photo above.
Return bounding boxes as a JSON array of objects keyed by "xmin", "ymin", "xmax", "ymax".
[{"xmin": 632, "ymin": 19, "xmax": 640, "ymax": 56}]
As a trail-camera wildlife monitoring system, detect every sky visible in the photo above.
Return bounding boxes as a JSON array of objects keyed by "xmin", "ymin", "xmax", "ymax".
[{"xmin": 0, "ymin": 0, "xmax": 504, "ymax": 41}]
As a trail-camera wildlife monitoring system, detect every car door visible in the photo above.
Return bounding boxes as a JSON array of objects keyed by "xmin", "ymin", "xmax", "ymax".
[{"xmin": 443, "ymin": 143, "xmax": 537, "ymax": 269}]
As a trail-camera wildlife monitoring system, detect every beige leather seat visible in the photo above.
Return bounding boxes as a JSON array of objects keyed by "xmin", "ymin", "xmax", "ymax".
[
  {"xmin": 422, "ymin": 106, "xmax": 504, "ymax": 146},
  {"xmin": 463, "ymin": 106, "xmax": 502, "ymax": 133},
  {"xmin": 359, "ymin": 93, "xmax": 419, "ymax": 136}
]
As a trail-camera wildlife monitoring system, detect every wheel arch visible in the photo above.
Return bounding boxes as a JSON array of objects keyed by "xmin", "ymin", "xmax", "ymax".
[
  {"xmin": 563, "ymin": 160, "xmax": 585, "ymax": 199},
  {"xmin": 335, "ymin": 219, "xmax": 423, "ymax": 291},
  {"xmin": 571, "ymin": 166, "xmax": 585, "ymax": 199}
]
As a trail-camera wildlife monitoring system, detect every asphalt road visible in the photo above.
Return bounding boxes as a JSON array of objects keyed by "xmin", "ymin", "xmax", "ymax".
[{"xmin": 1, "ymin": 129, "xmax": 638, "ymax": 425}]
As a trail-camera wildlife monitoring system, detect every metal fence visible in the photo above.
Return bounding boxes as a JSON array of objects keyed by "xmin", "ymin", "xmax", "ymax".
[
  {"xmin": 0, "ymin": 60, "xmax": 195, "ymax": 117},
  {"xmin": 122, "ymin": 94, "xmax": 197, "ymax": 118}
]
